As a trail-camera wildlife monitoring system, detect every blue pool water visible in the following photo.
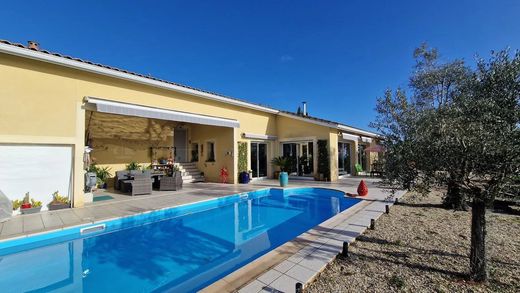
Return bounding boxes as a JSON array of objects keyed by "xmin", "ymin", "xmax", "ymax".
[{"xmin": 0, "ymin": 188, "xmax": 359, "ymax": 292}]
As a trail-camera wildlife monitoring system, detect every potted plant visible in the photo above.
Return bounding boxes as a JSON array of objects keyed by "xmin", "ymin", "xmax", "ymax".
[
  {"xmin": 298, "ymin": 155, "xmax": 310, "ymax": 176},
  {"xmin": 48, "ymin": 191, "xmax": 70, "ymax": 211},
  {"xmin": 271, "ymin": 156, "xmax": 290, "ymax": 187},
  {"xmin": 172, "ymin": 165, "xmax": 183, "ymax": 189},
  {"xmin": 126, "ymin": 161, "xmax": 142, "ymax": 175},
  {"xmin": 13, "ymin": 192, "xmax": 42, "ymax": 214},
  {"xmin": 96, "ymin": 166, "xmax": 112, "ymax": 189},
  {"xmin": 159, "ymin": 157, "xmax": 168, "ymax": 165},
  {"xmin": 239, "ymin": 171, "xmax": 250, "ymax": 184}
]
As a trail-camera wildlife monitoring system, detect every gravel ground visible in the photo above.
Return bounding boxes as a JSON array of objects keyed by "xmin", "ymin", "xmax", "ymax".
[{"xmin": 306, "ymin": 191, "xmax": 520, "ymax": 293}]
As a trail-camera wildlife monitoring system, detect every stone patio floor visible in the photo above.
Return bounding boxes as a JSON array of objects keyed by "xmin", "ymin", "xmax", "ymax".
[{"xmin": 0, "ymin": 177, "xmax": 405, "ymax": 292}]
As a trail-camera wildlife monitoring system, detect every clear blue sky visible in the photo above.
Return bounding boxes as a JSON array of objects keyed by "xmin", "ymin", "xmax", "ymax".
[{"xmin": 1, "ymin": 1, "xmax": 519, "ymax": 130}]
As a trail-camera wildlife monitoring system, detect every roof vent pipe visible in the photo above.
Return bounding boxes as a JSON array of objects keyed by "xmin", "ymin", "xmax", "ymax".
[
  {"xmin": 27, "ymin": 41, "xmax": 40, "ymax": 50},
  {"xmin": 302, "ymin": 101, "xmax": 307, "ymax": 116}
]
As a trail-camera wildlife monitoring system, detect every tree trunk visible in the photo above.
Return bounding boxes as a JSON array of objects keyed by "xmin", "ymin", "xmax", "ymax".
[
  {"xmin": 469, "ymin": 197, "xmax": 487, "ymax": 282},
  {"xmin": 443, "ymin": 179, "xmax": 468, "ymax": 210}
]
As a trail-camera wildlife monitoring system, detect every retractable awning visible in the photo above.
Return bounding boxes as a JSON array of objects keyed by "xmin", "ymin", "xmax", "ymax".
[
  {"xmin": 85, "ymin": 97, "xmax": 240, "ymax": 128},
  {"xmin": 361, "ymin": 136, "xmax": 373, "ymax": 143},
  {"xmin": 342, "ymin": 133, "xmax": 360, "ymax": 141},
  {"xmin": 242, "ymin": 133, "xmax": 277, "ymax": 140}
]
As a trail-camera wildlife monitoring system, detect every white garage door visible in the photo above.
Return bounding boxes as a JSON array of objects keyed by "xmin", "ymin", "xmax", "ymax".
[{"xmin": 0, "ymin": 145, "xmax": 73, "ymax": 211}]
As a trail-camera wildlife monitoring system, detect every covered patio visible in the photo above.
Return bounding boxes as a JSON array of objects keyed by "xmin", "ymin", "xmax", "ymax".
[{"xmin": 84, "ymin": 97, "xmax": 239, "ymax": 196}]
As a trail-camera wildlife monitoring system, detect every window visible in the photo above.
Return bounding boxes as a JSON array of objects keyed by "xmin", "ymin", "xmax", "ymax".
[
  {"xmin": 191, "ymin": 143, "xmax": 199, "ymax": 162},
  {"xmin": 206, "ymin": 141, "xmax": 215, "ymax": 162}
]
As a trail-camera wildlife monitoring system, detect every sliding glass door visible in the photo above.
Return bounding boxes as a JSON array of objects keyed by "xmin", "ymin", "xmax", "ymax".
[
  {"xmin": 251, "ymin": 142, "xmax": 267, "ymax": 178},
  {"xmin": 358, "ymin": 144, "xmax": 368, "ymax": 171},
  {"xmin": 282, "ymin": 143, "xmax": 298, "ymax": 175},
  {"xmin": 338, "ymin": 142, "xmax": 351, "ymax": 175},
  {"xmin": 281, "ymin": 142, "xmax": 314, "ymax": 176}
]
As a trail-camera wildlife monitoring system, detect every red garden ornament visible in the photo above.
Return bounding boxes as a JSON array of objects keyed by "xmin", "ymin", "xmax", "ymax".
[
  {"xmin": 357, "ymin": 180, "xmax": 368, "ymax": 196},
  {"xmin": 220, "ymin": 167, "xmax": 229, "ymax": 183}
]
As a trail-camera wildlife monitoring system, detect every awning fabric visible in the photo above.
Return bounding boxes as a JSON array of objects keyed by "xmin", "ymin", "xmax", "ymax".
[
  {"xmin": 86, "ymin": 97, "xmax": 240, "ymax": 128},
  {"xmin": 361, "ymin": 136, "xmax": 373, "ymax": 143},
  {"xmin": 365, "ymin": 145, "xmax": 385, "ymax": 152},
  {"xmin": 342, "ymin": 133, "xmax": 360, "ymax": 141},
  {"xmin": 242, "ymin": 133, "xmax": 277, "ymax": 140}
]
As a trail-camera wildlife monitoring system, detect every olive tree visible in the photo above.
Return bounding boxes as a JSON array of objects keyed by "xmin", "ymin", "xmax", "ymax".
[{"xmin": 372, "ymin": 46, "xmax": 520, "ymax": 281}]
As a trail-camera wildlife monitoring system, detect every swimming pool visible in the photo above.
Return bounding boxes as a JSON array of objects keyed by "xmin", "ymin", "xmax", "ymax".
[{"xmin": 0, "ymin": 187, "xmax": 360, "ymax": 292}]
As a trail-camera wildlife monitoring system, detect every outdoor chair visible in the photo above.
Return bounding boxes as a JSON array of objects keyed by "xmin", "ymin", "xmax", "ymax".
[
  {"xmin": 370, "ymin": 162, "xmax": 384, "ymax": 177},
  {"xmin": 122, "ymin": 173, "xmax": 153, "ymax": 196},
  {"xmin": 129, "ymin": 169, "xmax": 141, "ymax": 176},
  {"xmin": 355, "ymin": 163, "xmax": 366, "ymax": 176},
  {"xmin": 159, "ymin": 172, "xmax": 183, "ymax": 191},
  {"xmin": 114, "ymin": 170, "xmax": 129, "ymax": 190}
]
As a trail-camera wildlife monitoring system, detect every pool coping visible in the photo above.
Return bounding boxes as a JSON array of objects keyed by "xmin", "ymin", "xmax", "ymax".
[{"xmin": 200, "ymin": 188, "xmax": 407, "ymax": 293}]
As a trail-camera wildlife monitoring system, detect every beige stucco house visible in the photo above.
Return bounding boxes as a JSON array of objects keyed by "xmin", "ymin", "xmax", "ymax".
[{"xmin": 0, "ymin": 40, "xmax": 381, "ymax": 209}]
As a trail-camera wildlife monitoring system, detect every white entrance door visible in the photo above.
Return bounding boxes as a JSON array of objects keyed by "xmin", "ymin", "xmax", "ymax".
[{"xmin": 174, "ymin": 129, "xmax": 188, "ymax": 163}]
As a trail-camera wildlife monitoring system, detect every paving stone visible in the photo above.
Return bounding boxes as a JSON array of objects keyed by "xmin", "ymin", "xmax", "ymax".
[
  {"xmin": 57, "ymin": 210, "xmax": 82, "ymax": 225},
  {"xmin": 285, "ymin": 264, "xmax": 317, "ymax": 283},
  {"xmin": 273, "ymin": 260, "xmax": 296, "ymax": 273},
  {"xmin": 269, "ymin": 274, "xmax": 300, "ymax": 293},
  {"xmin": 23, "ymin": 215, "xmax": 44, "ymax": 233},
  {"xmin": 1, "ymin": 217, "xmax": 23, "ymax": 236},
  {"xmin": 257, "ymin": 269, "xmax": 283, "ymax": 285},
  {"xmin": 298, "ymin": 253, "xmax": 330, "ymax": 271},
  {"xmin": 238, "ymin": 280, "xmax": 266, "ymax": 293},
  {"xmin": 72, "ymin": 208, "xmax": 96, "ymax": 221},
  {"xmin": 40, "ymin": 212, "xmax": 64, "ymax": 229}
]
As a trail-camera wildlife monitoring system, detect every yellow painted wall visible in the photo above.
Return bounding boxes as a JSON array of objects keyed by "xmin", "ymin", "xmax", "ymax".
[
  {"xmin": 276, "ymin": 116, "xmax": 331, "ymax": 140},
  {"xmin": 190, "ymin": 124, "xmax": 236, "ymax": 183},
  {"xmin": 328, "ymin": 131, "xmax": 339, "ymax": 181}
]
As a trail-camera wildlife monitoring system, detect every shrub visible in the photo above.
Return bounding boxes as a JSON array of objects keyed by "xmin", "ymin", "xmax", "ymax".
[
  {"xmin": 51, "ymin": 191, "xmax": 70, "ymax": 204},
  {"xmin": 126, "ymin": 161, "xmax": 141, "ymax": 171},
  {"xmin": 389, "ymin": 275, "xmax": 405, "ymax": 289},
  {"xmin": 317, "ymin": 140, "xmax": 330, "ymax": 180},
  {"xmin": 238, "ymin": 142, "xmax": 248, "ymax": 172}
]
